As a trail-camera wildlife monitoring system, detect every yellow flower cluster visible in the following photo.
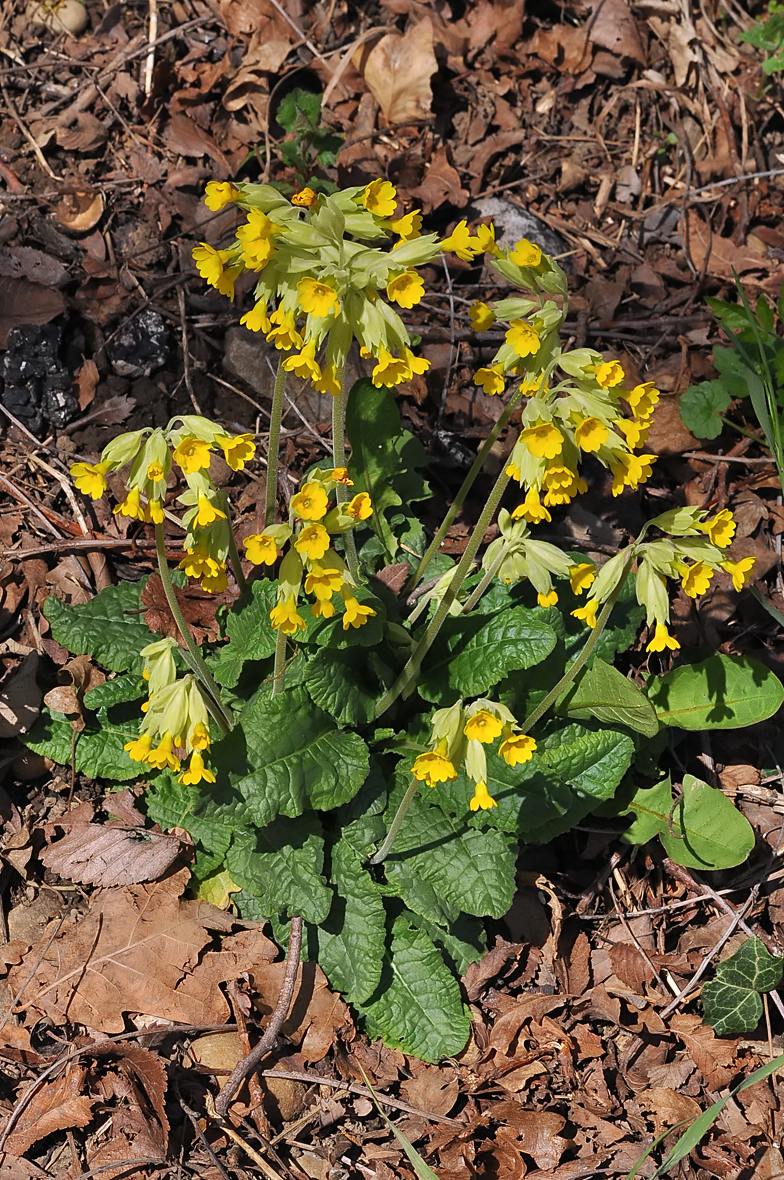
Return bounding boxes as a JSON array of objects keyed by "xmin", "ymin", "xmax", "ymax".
[
  {"xmin": 411, "ymin": 698, "xmax": 536, "ymax": 813},
  {"xmin": 70, "ymin": 416, "xmax": 256, "ymax": 594},
  {"xmin": 123, "ymin": 637, "xmax": 215, "ymax": 785},
  {"xmin": 242, "ymin": 468, "xmax": 377, "ymax": 633},
  {"xmin": 482, "ymin": 509, "xmax": 596, "ymax": 607}
]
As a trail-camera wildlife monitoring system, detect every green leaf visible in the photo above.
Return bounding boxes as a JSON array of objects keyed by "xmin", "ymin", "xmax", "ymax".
[
  {"xmin": 305, "ymin": 647, "xmax": 392, "ymax": 725},
  {"xmin": 418, "ymin": 607, "xmax": 557, "ymax": 704},
  {"xmin": 227, "ymin": 815, "xmax": 332, "ymax": 924},
  {"xmin": 25, "ymin": 705, "xmax": 141, "ymax": 782},
  {"xmin": 619, "ymin": 773, "xmax": 755, "ymax": 870},
  {"xmin": 409, "ymin": 911, "xmax": 486, "ymax": 976},
  {"xmin": 647, "ymin": 654, "xmax": 784, "ymax": 730},
  {"xmin": 702, "ymin": 937, "xmax": 784, "ymax": 1036},
  {"xmin": 317, "ymin": 839, "xmax": 387, "ymax": 1003},
  {"xmin": 145, "ymin": 775, "xmax": 245, "ymax": 867},
  {"xmin": 233, "ymin": 686, "xmax": 370, "ymax": 826},
  {"xmin": 678, "ymin": 380, "xmax": 731, "ymax": 439},
  {"xmin": 43, "ymin": 582, "xmax": 152, "ymax": 673},
  {"xmin": 210, "ymin": 579, "xmax": 277, "ymax": 688},
  {"xmin": 559, "ymin": 657, "xmax": 660, "ymax": 737},
  {"xmin": 357, "ymin": 915, "xmax": 470, "ymax": 1062},
  {"xmin": 83, "ymin": 674, "xmax": 147, "ymax": 709}
]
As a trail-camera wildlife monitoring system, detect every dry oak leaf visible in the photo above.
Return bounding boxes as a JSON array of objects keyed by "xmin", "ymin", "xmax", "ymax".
[
  {"xmin": 3, "ymin": 1064, "xmax": 93, "ymax": 1157},
  {"xmin": 669, "ymin": 1012, "xmax": 737, "ymax": 1090},
  {"xmin": 586, "ymin": 0, "xmax": 646, "ymax": 64},
  {"xmin": 7, "ymin": 868, "xmax": 277, "ymax": 1033},
  {"xmin": 253, "ymin": 960, "xmax": 350, "ymax": 1062},
  {"xmin": 91, "ymin": 1041, "xmax": 169, "ymax": 1156},
  {"xmin": 358, "ymin": 18, "xmax": 437, "ymax": 124},
  {"xmin": 0, "ymin": 277, "xmax": 65, "ymax": 349}
]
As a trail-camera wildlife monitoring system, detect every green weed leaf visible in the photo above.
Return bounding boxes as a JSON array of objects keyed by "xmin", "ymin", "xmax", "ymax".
[
  {"xmin": 678, "ymin": 380, "xmax": 731, "ymax": 439},
  {"xmin": 702, "ymin": 937, "xmax": 784, "ymax": 1036},
  {"xmin": 43, "ymin": 582, "xmax": 152, "ymax": 674},
  {"xmin": 647, "ymin": 654, "xmax": 784, "ymax": 730},
  {"xmin": 210, "ymin": 579, "xmax": 277, "ymax": 688},
  {"xmin": 559, "ymin": 657, "xmax": 659, "ymax": 736}
]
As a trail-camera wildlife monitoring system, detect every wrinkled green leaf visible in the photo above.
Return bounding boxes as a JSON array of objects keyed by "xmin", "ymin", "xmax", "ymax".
[
  {"xmin": 305, "ymin": 647, "xmax": 392, "ymax": 725},
  {"xmin": 647, "ymin": 654, "xmax": 784, "ymax": 730},
  {"xmin": 678, "ymin": 380, "xmax": 731, "ymax": 439},
  {"xmin": 559, "ymin": 657, "xmax": 659, "ymax": 737},
  {"xmin": 702, "ymin": 937, "xmax": 784, "ymax": 1036},
  {"xmin": 317, "ymin": 839, "xmax": 387, "ymax": 1003},
  {"xmin": 83, "ymin": 674, "xmax": 147, "ymax": 709},
  {"xmin": 210, "ymin": 579, "xmax": 277, "ymax": 688},
  {"xmin": 25, "ymin": 706, "xmax": 140, "ymax": 782},
  {"xmin": 43, "ymin": 582, "xmax": 152, "ymax": 674},
  {"xmin": 227, "ymin": 815, "xmax": 332, "ymax": 924}
]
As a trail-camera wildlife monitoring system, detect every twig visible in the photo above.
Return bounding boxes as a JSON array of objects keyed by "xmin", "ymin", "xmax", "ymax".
[
  {"xmin": 265, "ymin": 0, "xmax": 331, "ymax": 68},
  {"xmin": 143, "ymin": 0, "xmax": 158, "ymax": 96},
  {"xmin": 437, "ymin": 255, "xmax": 456, "ymax": 428},
  {"xmin": 215, "ymin": 915, "xmax": 304, "ymax": 1118},
  {"xmin": 0, "ymin": 536, "xmax": 159, "ymax": 560},
  {"xmin": 0, "ymin": 471, "xmax": 65, "ymax": 541},
  {"xmin": 682, "ymin": 451, "xmax": 774, "ymax": 466},
  {"xmin": 178, "ymin": 286, "xmax": 204, "ymax": 415},
  {"xmin": 177, "ymin": 1089, "xmax": 232, "ymax": 1180},
  {"xmin": 0, "ymin": 80, "xmax": 61, "ymax": 181}
]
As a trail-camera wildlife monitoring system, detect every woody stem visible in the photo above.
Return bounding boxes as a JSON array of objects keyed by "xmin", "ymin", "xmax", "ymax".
[
  {"xmin": 265, "ymin": 359, "xmax": 287, "ymax": 529},
  {"xmin": 333, "ymin": 370, "xmax": 360, "ymax": 584}
]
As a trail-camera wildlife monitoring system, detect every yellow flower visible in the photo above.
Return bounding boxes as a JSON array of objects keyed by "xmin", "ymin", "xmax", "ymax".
[
  {"xmin": 519, "ymin": 422, "xmax": 564, "ymax": 460},
  {"xmin": 615, "ymin": 417, "xmax": 649, "ymax": 450},
  {"xmin": 474, "ymin": 365, "xmax": 505, "ymax": 396},
  {"xmin": 204, "ymin": 181, "xmax": 239, "ymax": 211},
  {"xmin": 506, "ymin": 319, "xmax": 541, "ymax": 359},
  {"xmin": 511, "ymin": 487, "xmax": 551, "ymax": 524},
  {"xmin": 200, "ymin": 565, "xmax": 228, "ymax": 594},
  {"xmin": 372, "ymin": 348, "xmax": 411, "ymax": 388},
  {"xmin": 646, "ymin": 622, "xmax": 680, "ymax": 653},
  {"xmin": 244, "ymin": 534, "xmax": 279, "ymax": 566},
  {"xmin": 537, "ymin": 589, "xmax": 559, "ymax": 607},
  {"xmin": 624, "ymin": 382, "xmax": 659, "ymax": 419},
  {"xmin": 314, "ymin": 362, "xmax": 342, "ymax": 397},
  {"xmin": 305, "ymin": 563, "xmax": 344, "ymax": 600},
  {"xmin": 291, "ymin": 481, "xmax": 329, "ymax": 521},
  {"xmin": 179, "ymin": 545, "xmax": 220, "ymax": 579},
  {"xmin": 472, "ymin": 223, "xmax": 501, "ymax": 256},
  {"xmin": 342, "ymin": 596, "xmax": 377, "ymax": 629},
  {"xmin": 469, "ymin": 781, "xmax": 497, "ymax": 811},
  {"xmin": 146, "ymin": 732, "xmax": 181, "ymax": 772},
  {"xmin": 191, "ymin": 721, "xmax": 210, "ymax": 750},
  {"xmin": 572, "ymin": 599, "xmax": 599, "ymax": 628},
  {"xmin": 124, "ymin": 732, "xmax": 152, "ymax": 763},
  {"xmin": 113, "ymin": 487, "xmax": 147, "ymax": 521},
  {"xmin": 312, "ymin": 597, "xmax": 335, "ymax": 619},
  {"xmin": 390, "ymin": 208, "xmax": 422, "ymax": 241},
  {"xmin": 284, "ymin": 339, "xmax": 322, "ymax": 382},
  {"xmin": 386, "ymin": 269, "xmax": 425, "ymax": 309},
  {"xmin": 240, "ymin": 302, "xmax": 271, "ymax": 333},
  {"xmin": 217, "ymin": 433, "xmax": 255, "ymax": 471},
  {"xmin": 509, "ymin": 238, "xmax": 542, "ymax": 267},
  {"xmin": 542, "ymin": 465, "xmax": 587, "ymax": 506},
  {"xmin": 347, "ymin": 492, "xmax": 372, "ymax": 521},
  {"xmin": 721, "ymin": 556, "xmax": 756, "ymax": 592},
  {"xmin": 697, "ymin": 509, "xmax": 736, "ymax": 548},
  {"xmin": 439, "ymin": 220, "xmax": 476, "ymax": 261},
  {"xmin": 464, "ymin": 709, "xmax": 504, "ymax": 743},
  {"xmin": 179, "ymin": 751, "xmax": 216, "ymax": 785},
  {"xmin": 193, "ymin": 243, "xmax": 232, "ymax": 288},
  {"xmin": 569, "ymin": 563, "xmax": 596, "ymax": 595},
  {"xmin": 267, "ymin": 309, "xmax": 303, "ymax": 352},
  {"xmin": 412, "ymin": 743, "xmax": 457, "ymax": 787},
  {"xmin": 575, "ymin": 417, "xmax": 609, "ymax": 453},
  {"xmin": 330, "ymin": 467, "xmax": 353, "ymax": 486},
  {"xmin": 295, "ymin": 523, "xmax": 330, "ymax": 561},
  {"xmin": 498, "ymin": 733, "xmax": 537, "ymax": 766},
  {"xmin": 291, "ymin": 186, "xmax": 317, "ymax": 207},
  {"xmin": 173, "ymin": 436, "xmax": 213, "ymax": 474},
  {"xmin": 681, "ymin": 560, "xmax": 714, "ymax": 599},
  {"xmin": 361, "ymin": 178, "xmax": 397, "ymax": 217},
  {"xmin": 610, "ymin": 452, "xmax": 657, "ymax": 497},
  {"xmin": 469, "ymin": 301, "xmax": 496, "ymax": 331},
  {"xmin": 147, "ymin": 462, "xmax": 165, "ymax": 482},
  {"xmin": 236, "ymin": 209, "xmax": 280, "ymax": 270},
  {"xmin": 270, "ymin": 596, "xmax": 307, "ymax": 634},
  {"xmin": 195, "ymin": 494, "xmax": 227, "ymax": 528},
  {"xmin": 297, "ymin": 277, "xmax": 340, "ymax": 318},
  {"xmin": 594, "ymin": 360, "xmax": 625, "ymax": 388},
  {"xmin": 71, "ymin": 460, "xmax": 110, "ymax": 500},
  {"xmin": 148, "ymin": 500, "xmax": 165, "ymax": 524}
]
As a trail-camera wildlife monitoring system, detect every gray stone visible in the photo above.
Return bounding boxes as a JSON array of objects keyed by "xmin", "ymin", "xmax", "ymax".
[{"xmin": 473, "ymin": 197, "xmax": 570, "ymax": 259}]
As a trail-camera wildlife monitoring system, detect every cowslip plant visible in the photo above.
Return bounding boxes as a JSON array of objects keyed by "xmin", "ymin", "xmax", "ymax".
[{"xmin": 26, "ymin": 184, "xmax": 784, "ymax": 1063}]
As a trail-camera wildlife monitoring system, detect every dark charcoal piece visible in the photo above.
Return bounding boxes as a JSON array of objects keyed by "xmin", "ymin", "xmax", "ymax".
[
  {"xmin": 106, "ymin": 308, "xmax": 171, "ymax": 378},
  {"xmin": 2, "ymin": 324, "xmax": 78, "ymax": 435}
]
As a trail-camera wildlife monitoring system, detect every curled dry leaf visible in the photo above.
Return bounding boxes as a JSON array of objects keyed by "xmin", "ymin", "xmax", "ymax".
[
  {"xmin": 163, "ymin": 114, "xmax": 231, "ymax": 175},
  {"xmin": 91, "ymin": 1042, "xmax": 170, "ymax": 1154},
  {"xmin": 55, "ymin": 188, "xmax": 105, "ymax": 233},
  {"xmin": 0, "ymin": 246, "xmax": 69, "ymax": 287},
  {"xmin": 55, "ymin": 113, "xmax": 108, "ymax": 154},
  {"xmin": 411, "ymin": 145, "xmax": 469, "ymax": 213},
  {"xmin": 75, "ymin": 358, "xmax": 100, "ymax": 410},
  {"xmin": 3, "ymin": 1064, "xmax": 94, "ymax": 1157},
  {"xmin": 358, "ymin": 18, "xmax": 437, "ymax": 124}
]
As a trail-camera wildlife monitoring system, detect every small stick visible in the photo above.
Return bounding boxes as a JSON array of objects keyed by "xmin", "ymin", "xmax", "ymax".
[
  {"xmin": 143, "ymin": 0, "xmax": 158, "ymax": 96},
  {"xmin": 178, "ymin": 285, "xmax": 204, "ymax": 415},
  {"xmin": 215, "ymin": 916, "xmax": 303, "ymax": 1118}
]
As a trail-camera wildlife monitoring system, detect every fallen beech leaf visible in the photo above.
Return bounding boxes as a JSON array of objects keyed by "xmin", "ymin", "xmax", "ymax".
[
  {"xmin": 56, "ymin": 113, "xmax": 108, "ymax": 153},
  {"xmin": 359, "ymin": 19, "xmax": 437, "ymax": 124},
  {"xmin": 0, "ymin": 277, "xmax": 66, "ymax": 348},
  {"xmin": 163, "ymin": 114, "xmax": 230, "ymax": 175},
  {"xmin": 0, "ymin": 652, "xmax": 42, "ymax": 739},
  {"xmin": 75, "ymin": 358, "xmax": 100, "ymax": 410},
  {"xmin": 64, "ymin": 393, "xmax": 137, "ymax": 433},
  {"xmin": 411, "ymin": 146, "xmax": 469, "ymax": 213},
  {"xmin": 3, "ymin": 1064, "xmax": 93, "ymax": 1156},
  {"xmin": 55, "ymin": 189, "xmax": 105, "ymax": 233},
  {"xmin": 92, "ymin": 1042, "xmax": 169, "ymax": 1152}
]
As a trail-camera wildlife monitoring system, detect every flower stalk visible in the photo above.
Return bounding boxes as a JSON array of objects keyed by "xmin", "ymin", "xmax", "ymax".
[
  {"xmin": 265, "ymin": 359, "xmax": 287, "ymax": 528},
  {"xmin": 332, "ymin": 371, "xmax": 360, "ymax": 584}
]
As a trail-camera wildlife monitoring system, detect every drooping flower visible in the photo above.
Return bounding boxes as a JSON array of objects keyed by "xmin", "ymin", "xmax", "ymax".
[
  {"xmin": 464, "ymin": 709, "xmax": 504, "ymax": 744},
  {"xmin": 113, "ymin": 486, "xmax": 147, "ymax": 521},
  {"xmin": 389, "ymin": 208, "xmax": 422, "ymax": 241},
  {"xmin": 469, "ymin": 301, "xmax": 496, "ymax": 331},
  {"xmin": 569, "ymin": 563, "xmax": 596, "ymax": 595},
  {"xmin": 270, "ymin": 596, "xmax": 307, "ymax": 633},
  {"xmin": 372, "ymin": 348, "xmax": 411, "ymax": 388},
  {"xmin": 506, "ymin": 319, "xmax": 541, "ymax": 359},
  {"xmin": 342, "ymin": 596, "xmax": 377, "ymax": 629},
  {"xmin": 411, "ymin": 743, "xmax": 458, "ymax": 787},
  {"xmin": 681, "ymin": 560, "xmax": 714, "ymax": 598},
  {"xmin": 721, "ymin": 556, "xmax": 756, "ymax": 592},
  {"xmin": 240, "ymin": 303, "xmax": 271, "ymax": 333},
  {"xmin": 624, "ymin": 382, "xmax": 659, "ymax": 419},
  {"xmin": 236, "ymin": 208, "xmax": 280, "ymax": 270},
  {"xmin": 297, "ymin": 277, "xmax": 340, "ymax": 318},
  {"xmin": 615, "ymin": 417, "xmax": 649, "ymax": 450},
  {"xmin": 295, "ymin": 523, "xmax": 331, "ymax": 561},
  {"xmin": 201, "ymin": 565, "xmax": 228, "ymax": 593},
  {"xmin": 204, "ymin": 181, "xmax": 239, "ymax": 211},
  {"xmin": 179, "ymin": 750, "xmax": 216, "ymax": 785},
  {"xmin": 697, "ymin": 509, "xmax": 736, "ymax": 548},
  {"xmin": 283, "ymin": 339, "xmax": 322, "ymax": 381},
  {"xmin": 469, "ymin": 781, "xmax": 497, "ymax": 811},
  {"xmin": 195, "ymin": 494, "xmax": 227, "ymax": 528},
  {"xmin": 511, "ymin": 487, "xmax": 551, "ymax": 524},
  {"xmin": 572, "ymin": 598, "xmax": 599, "ymax": 628},
  {"xmin": 244, "ymin": 534, "xmax": 279, "ymax": 566},
  {"xmin": 192, "ymin": 243, "xmax": 238, "ymax": 295},
  {"xmin": 498, "ymin": 733, "xmax": 537, "ymax": 766},
  {"xmin": 519, "ymin": 422, "xmax": 564, "ymax": 460},
  {"xmin": 347, "ymin": 492, "xmax": 372, "ymax": 521},
  {"xmin": 361, "ymin": 178, "xmax": 397, "ymax": 217},
  {"xmin": 386, "ymin": 269, "xmax": 425, "ymax": 309},
  {"xmin": 124, "ymin": 731, "xmax": 153, "ymax": 763},
  {"xmin": 594, "ymin": 360, "xmax": 625, "ymax": 388},
  {"xmin": 304, "ymin": 563, "xmax": 344, "ymax": 600},
  {"xmin": 173, "ymin": 436, "xmax": 213, "ymax": 474},
  {"xmin": 314, "ymin": 362, "xmax": 342, "ymax": 397},
  {"xmin": 146, "ymin": 732, "xmax": 181, "ymax": 772},
  {"xmin": 403, "ymin": 348, "xmax": 430, "ymax": 376},
  {"xmin": 267, "ymin": 308, "xmax": 303, "ymax": 352},
  {"xmin": 472, "ymin": 223, "xmax": 501, "ymax": 256},
  {"xmin": 542, "ymin": 464, "xmax": 587, "ymax": 506},
  {"xmin": 311, "ymin": 597, "xmax": 335, "ymax": 619},
  {"xmin": 291, "ymin": 482, "xmax": 329, "ymax": 521},
  {"xmin": 71, "ymin": 460, "xmax": 110, "ymax": 499},
  {"xmin": 191, "ymin": 721, "xmax": 210, "ymax": 750},
  {"xmin": 216, "ymin": 433, "xmax": 255, "ymax": 471},
  {"xmin": 610, "ymin": 452, "xmax": 657, "ymax": 497},
  {"xmin": 474, "ymin": 365, "xmax": 505, "ymax": 396},
  {"xmin": 439, "ymin": 220, "xmax": 475, "ymax": 261},
  {"xmin": 537, "ymin": 589, "xmax": 559, "ymax": 607},
  {"xmin": 574, "ymin": 417, "xmax": 609, "ymax": 453},
  {"xmin": 646, "ymin": 622, "xmax": 680, "ymax": 652},
  {"xmin": 509, "ymin": 238, "xmax": 542, "ymax": 267}
]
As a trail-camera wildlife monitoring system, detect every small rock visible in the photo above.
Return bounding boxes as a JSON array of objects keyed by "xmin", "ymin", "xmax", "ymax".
[
  {"xmin": 2, "ymin": 324, "xmax": 78, "ymax": 434},
  {"xmin": 473, "ymin": 196, "xmax": 570, "ymax": 260},
  {"xmin": 106, "ymin": 308, "xmax": 170, "ymax": 378}
]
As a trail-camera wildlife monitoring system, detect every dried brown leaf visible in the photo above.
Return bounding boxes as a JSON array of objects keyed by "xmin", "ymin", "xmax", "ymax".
[
  {"xmin": 0, "ymin": 277, "xmax": 66, "ymax": 348},
  {"xmin": 411, "ymin": 146, "xmax": 469, "ymax": 213},
  {"xmin": 400, "ymin": 1065, "xmax": 459, "ymax": 1116},
  {"xmin": 163, "ymin": 114, "xmax": 230, "ymax": 175},
  {"xmin": 669, "ymin": 1013, "xmax": 737, "ymax": 1090},
  {"xmin": 75, "ymin": 358, "xmax": 100, "ymax": 410},
  {"xmin": 4, "ymin": 1065, "xmax": 93, "ymax": 1156},
  {"xmin": 56, "ymin": 113, "xmax": 108, "ymax": 153},
  {"xmin": 92, "ymin": 1042, "xmax": 169, "ymax": 1153},
  {"xmin": 0, "ymin": 247, "xmax": 69, "ymax": 287},
  {"xmin": 359, "ymin": 19, "xmax": 437, "ymax": 124},
  {"xmin": 587, "ymin": 0, "xmax": 645, "ymax": 63},
  {"xmin": 141, "ymin": 572, "xmax": 235, "ymax": 644},
  {"xmin": 252, "ymin": 961, "xmax": 350, "ymax": 1062},
  {"xmin": 687, "ymin": 212, "xmax": 773, "ymax": 280}
]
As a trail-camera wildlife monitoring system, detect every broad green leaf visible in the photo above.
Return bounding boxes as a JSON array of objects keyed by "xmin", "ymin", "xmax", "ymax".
[
  {"xmin": 559, "ymin": 657, "xmax": 659, "ymax": 737},
  {"xmin": 233, "ymin": 686, "xmax": 370, "ymax": 826},
  {"xmin": 84, "ymin": 674, "xmax": 146, "ymax": 709},
  {"xmin": 385, "ymin": 856, "xmax": 461, "ymax": 927},
  {"xmin": 317, "ymin": 839, "xmax": 387, "ymax": 1003},
  {"xmin": 145, "ymin": 775, "xmax": 247, "ymax": 866},
  {"xmin": 702, "ymin": 937, "xmax": 784, "ymax": 1036},
  {"xmin": 25, "ymin": 706, "xmax": 140, "ymax": 782},
  {"xmin": 409, "ymin": 911, "xmax": 486, "ymax": 976},
  {"xmin": 647, "ymin": 654, "xmax": 784, "ymax": 730},
  {"xmin": 346, "ymin": 380, "xmax": 406, "ymax": 556},
  {"xmin": 678, "ymin": 380, "xmax": 731, "ymax": 439},
  {"xmin": 305, "ymin": 647, "xmax": 392, "ymax": 725},
  {"xmin": 227, "ymin": 815, "xmax": 332, "ymax": 924},
  {"xmin": 620, "ymin": 773, "xmax": 755, "ymax": 870},
  {"xmin": 43, "ymin": 582, "xmax": 152, "ymax": 673},
  {"xmin": 210, "ymin": 579, "xmax": 277, "ymax": 688},
  {"xmin": 357, "ymin": 915, "xmax": 470, "ymax": 1062},
  {"xmin": 417, "ymin": 606, "xmax": 557, "ymax": 704},
  {"xmin": 337, "ymin": 764, "xmax": 388, "ymax": 860}
]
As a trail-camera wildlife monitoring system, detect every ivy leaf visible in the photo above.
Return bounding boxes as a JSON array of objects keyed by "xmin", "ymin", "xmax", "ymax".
[
  {"xmin": 558, "ymin": 657, "xmax": 659, "ymax": 737},
  {"xmin": 305, "ymin": 647, "xmax": 393, "ymax": 725},
  {"xmin": 210, "ymin": 579, "xmax": 277, "ymax": 688},
  {"xmin": 233, "ymin": 686, "xmax": 370, "ymax": 826},
  {"xmin": 418, "ymin": 607, "xmax": 557, "ymax": 704},
  {"xmin": 678, "ymin": 380, "xmax": 731, "ymax": 439},
  {"xmin": 43, "ymin": 582, "xmax": 152, "ymax": 673},
  {"xmin": 702, "ymin": 938, "xmax": 784, "ymax": 1036},
  {"xmin": 647, "ymin": 654, "xmax": 784, "ymax": 730},
  {"xmin": 619, "ymin": 774, "xmax": 755, "ymax": 870},
  {"xmin": 357, "ymin": 914, "xmax": 470, "ymax": 1062},
  {"xmin": 317, "ymin": 838, "xmax": 387, "ymax": 1003},
  {"xmin": 227, "ymin": 815, "xmax": 332, "ymax": 924},
  {"xmin": 25, "ymin": 705, "xmax": 140, "ymax": 782}
]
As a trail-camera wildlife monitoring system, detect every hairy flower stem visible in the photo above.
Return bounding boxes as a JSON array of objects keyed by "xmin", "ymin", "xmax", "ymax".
[
  {"xmin": 154, "ymin": 524, "xmax": 233, "ymax": 733},
  {"xmin": 460, "ymin": 547, "xmax": 506, "ymax": 614},
  {"xmin": 227, "ymin": 526, "xmax": 249, "ymax": 596},
  {"xmin": 271, "ymin": 628, "xmax": 287, "ymax": 698},
  {"xmin": 332, "ymin": 372, "xmax": 360, "ymax": 583},
  {"xmin": 369, "ymin": 779, "xmax": 419, "ymax": 865},
  {"xmin": 373, "ymin": 468, "xmax": 512, "ymax": 720},
  {"xmin": 404, "ymin": 383, "xmax": 526, "ymax": 597},
  {"xmin": 264, "ymin": 360, "xmax": 287, "ymax": 528}
]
